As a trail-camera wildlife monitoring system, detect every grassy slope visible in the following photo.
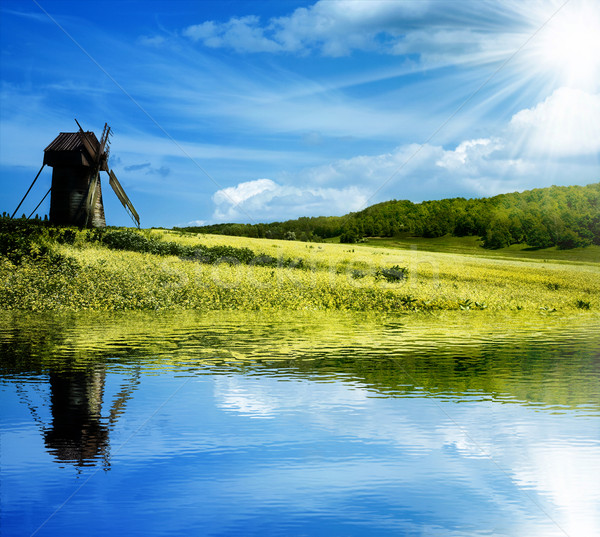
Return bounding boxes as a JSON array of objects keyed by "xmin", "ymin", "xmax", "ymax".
[
  {"xmin": 348, "ymin": 234, "xmax": 600, "ymax": 264},
  {"xmin": 1, "ymin": 229, "xmax": 599, "ymax": 312}
]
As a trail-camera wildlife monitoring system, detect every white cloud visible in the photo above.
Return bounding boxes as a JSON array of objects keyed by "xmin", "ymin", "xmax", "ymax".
[
  {"xmin": 300, "ymin": 143, "xmax": 443, "ymax": 188},
  {"xmin": 436, "ymin": 138, "xmax": 499, "ymax": 171},
  {"xmin": 184, "ymin": 16, "xmax": 283, "ymax": 53},
  {"xmin": 508, "ymin": 87, "xmax": 600, "ymax": 157},
  {"xmin": 213, "ymin": 178, "xmax": 278, "ymax": 206},
  {"xmin": 391, "ymin": 27, "xmax": 518, "ymax": 66},
  {"xmin": 182, "ymin": 0, "xmax": 523, "ymax": 60},
  {"xmin": 212, "ymin": 178, "xmax": 368, "ymax": 222},
  {"xmin": 290, "ymin": 139, "xmax": 530, "ymax": 201}
]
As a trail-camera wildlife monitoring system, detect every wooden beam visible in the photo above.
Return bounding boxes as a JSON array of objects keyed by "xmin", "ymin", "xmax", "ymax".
[
  {"xmin": 75, "ymin": 119, "xmax": 98, "ymax": 163},
  {"xmin": 11, "ymin": 164, "xmax": 45, "ymax": 218},
  {"xmin": 85, "ymin": 174, "xmax": 101, "ymax": 227},
  {"xmin": 109, "ymin": 170, "xmax": 140, "ymax": 227},
  {"xmin": 79, "ymin": 131, "xmax": 98, "ymax": 163},
  {"xmin": 27, "ymin": 187, "xmax": 51, "ymax": 219}
]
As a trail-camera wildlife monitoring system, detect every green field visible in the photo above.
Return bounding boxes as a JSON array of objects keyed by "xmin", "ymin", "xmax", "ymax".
[
  {"xmin": 357, "ymin": 234, "xmax": 600, "ymax": 264},
  {"xmin": 1, "ymin": 224, "xmax": 598, "ymax": 313}
]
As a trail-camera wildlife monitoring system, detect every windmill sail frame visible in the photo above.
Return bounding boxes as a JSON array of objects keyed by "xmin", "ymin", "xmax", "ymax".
[{"xmin": 109, "ymin": 170, "xmax": 140, "ymax": 228}]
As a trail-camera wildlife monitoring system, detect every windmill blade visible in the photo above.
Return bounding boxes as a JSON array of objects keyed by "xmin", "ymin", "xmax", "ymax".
[
  {"xmin": 109, "ymin": 170, "xmax": 140, "ymax": 228},
  {"xmin": 75, "ymin": 119, "xmax": 99, "ymax": 164},
  {"xmin": 74, "ymin": 120, "xmax": 107, "ymax": 226},
  {"xmin": 85, "ymin": 172, "xmax": 101, "ymax": 227}
]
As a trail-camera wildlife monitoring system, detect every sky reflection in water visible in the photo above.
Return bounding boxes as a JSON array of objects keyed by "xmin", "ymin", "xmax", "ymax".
[{"xmin": 1, "ymin": 311, "xmax": 599, "ymax": 537}]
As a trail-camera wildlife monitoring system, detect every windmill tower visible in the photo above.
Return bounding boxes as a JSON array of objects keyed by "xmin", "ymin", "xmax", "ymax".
[{"xmin": 13, "ymin": 120, "xmax": 140, "ymax": 228}]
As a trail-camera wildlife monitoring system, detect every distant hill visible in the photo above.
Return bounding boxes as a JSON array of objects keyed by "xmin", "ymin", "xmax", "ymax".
[{"xmin": 176, "ymin": 182, "xmax": 600, "ymax": 250}]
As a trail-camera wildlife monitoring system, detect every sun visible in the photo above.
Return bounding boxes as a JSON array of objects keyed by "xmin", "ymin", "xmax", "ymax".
[{"xmin": 529, "ymin": 0, "xmax": 600, "ymax": 89}]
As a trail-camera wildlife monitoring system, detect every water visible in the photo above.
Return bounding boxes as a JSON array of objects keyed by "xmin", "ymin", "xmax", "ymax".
[{"xmin": 1, "ymin": 311, "xmax": 599, "ymax": 537}]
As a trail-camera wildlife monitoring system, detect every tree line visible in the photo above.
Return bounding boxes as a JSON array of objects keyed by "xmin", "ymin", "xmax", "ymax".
[{"xmin": 176, "ymin": 182, "xmax": 600, "ymax": 249}]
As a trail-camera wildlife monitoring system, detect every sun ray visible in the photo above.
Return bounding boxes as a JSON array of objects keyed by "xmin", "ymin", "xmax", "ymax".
[{"xmin": 521, "ymin": 0, "xmax": 600, "ymax": 90}]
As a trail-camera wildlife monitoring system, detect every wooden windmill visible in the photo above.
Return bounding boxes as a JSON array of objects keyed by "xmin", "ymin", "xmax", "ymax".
[{"xmin": 13, "ymin": 120, "xmax": 140, "ymax": 228}]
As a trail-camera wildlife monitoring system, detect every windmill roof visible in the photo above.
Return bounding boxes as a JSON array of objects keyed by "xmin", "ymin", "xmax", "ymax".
[{"xmin": 44, "ymin": 131, "xmax": 100, "ymax": 152}]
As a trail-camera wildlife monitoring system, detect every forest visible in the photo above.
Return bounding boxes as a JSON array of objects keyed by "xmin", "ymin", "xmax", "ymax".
[{"xmin": 177, "ymin": 183, "xmax": 600, "ymax": 249}]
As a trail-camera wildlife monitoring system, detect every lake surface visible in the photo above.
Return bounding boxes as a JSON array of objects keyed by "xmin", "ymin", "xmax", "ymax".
[{"xmin": 1, "ymin": 311, "xmax": 599, "ymax": 537}]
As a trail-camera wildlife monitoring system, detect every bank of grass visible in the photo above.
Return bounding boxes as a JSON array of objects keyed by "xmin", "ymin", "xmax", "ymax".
[
  {"xmin": 1, "ymin": 226, "xmax": 598, "ymax": 313},
  {"xmin": 357, "ymin": 234, "xmax": 600, "ymax": 264}
]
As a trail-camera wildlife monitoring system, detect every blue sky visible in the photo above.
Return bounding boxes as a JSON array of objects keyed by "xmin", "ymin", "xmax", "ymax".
[{"xmin": 1, "ymin": 0, "xmax": 599, "ymax": 228}]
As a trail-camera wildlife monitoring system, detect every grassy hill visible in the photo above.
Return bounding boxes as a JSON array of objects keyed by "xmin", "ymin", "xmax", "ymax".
[
  {"xmin": 1, "ymin": 219, "xmax": 598, "ymax": 312},
  {"xmin": 355, "ymin": 234, "xmax": 600, "ymax": 264}
]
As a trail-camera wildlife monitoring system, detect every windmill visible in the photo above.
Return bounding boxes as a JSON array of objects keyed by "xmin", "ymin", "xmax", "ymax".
[{"xmin": 11, "ymin": 120, "xmax": 140, "ymax": 228}]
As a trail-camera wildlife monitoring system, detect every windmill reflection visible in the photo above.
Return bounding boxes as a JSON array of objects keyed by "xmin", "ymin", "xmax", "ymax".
[
  {"xmin": 39, "ymin": 365, "xmax": 140, "ymax": 469},
  {"xmin": 2, "ymin": 317, "xmax": 142, "ymax": 469}
]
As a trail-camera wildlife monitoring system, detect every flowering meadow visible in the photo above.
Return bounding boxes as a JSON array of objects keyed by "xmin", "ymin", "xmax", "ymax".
[{"xmin": 1, "ymin": 224, "xmax": 598, "ymax": 313}]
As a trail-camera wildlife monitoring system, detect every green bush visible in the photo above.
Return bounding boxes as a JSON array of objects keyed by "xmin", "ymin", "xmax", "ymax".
[
  {"xmin": 48, "ymin": 228, "xmax": 77, "ymax": 245},
  {"xmin": 0, "ymin": 217, "xmax": 50, "ymax": 264},
  {"xmin": 483, "ymin": 225, "xmax": 512, "ymax": 249},
  {"xmin": 576, "ymin": 299, "xmax": 591, "ymax": 310},
  {"xmin": 376, "ymin": 265, "xmax": 408, "ymax": 283},
  {"xmin": 340, "ymin": 230, "xmax": 359, "ymax": 243},
  {"xmin": 557, "ymin": 229, "xmax": 588, "ymax": 249},
  {"xmin": 99, "ymin": 230, "xmax": 297, "ymax": 268}
]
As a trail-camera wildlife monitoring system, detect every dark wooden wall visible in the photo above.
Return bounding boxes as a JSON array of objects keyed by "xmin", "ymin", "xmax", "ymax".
[{"xmin": 49, "ymin": 167, "xmax": 106, "ymax": 227}]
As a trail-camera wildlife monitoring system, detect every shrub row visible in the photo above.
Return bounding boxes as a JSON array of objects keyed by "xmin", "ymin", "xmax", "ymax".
[
  {"xmin": 91, "ymin": 229, "xmax": 301, "ymax": 268},
  {"xmin": 0, "ymin": 219, "xmax": 308, "ymax": 269}
]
